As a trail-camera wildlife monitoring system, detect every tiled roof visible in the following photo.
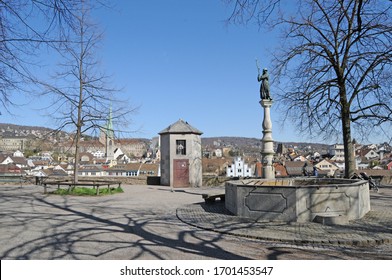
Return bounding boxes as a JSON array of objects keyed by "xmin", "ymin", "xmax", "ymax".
[
  {"xmin": 109, "ymin": 163, "xmax": 159, "ymax": 172},
  {"xmin": 274, "ymin": 163, "xmax": 288, "ymax": 177},
  {"xmin": 159, "ymin": 119, "xmax": 203, "ymax": 135},
  {"xmin": 285, "ymin": 161, "xmax": 313, "ymax": 176}
]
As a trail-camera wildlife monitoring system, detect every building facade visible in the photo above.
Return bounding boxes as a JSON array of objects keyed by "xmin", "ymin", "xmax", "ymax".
[
  {"xmin": 329, "ymin": 144, "xmax": 345, "ymax": 161},
  {"xmin": 159, "ymin": 119, "xmax": 203, "ymax": 188},
  {"xmin": 0, "ymin": 136, "xmax": 28, "ymax": 152},
  {"xmin": 226, "ymin": 157, "xmax": 252, "ymax": 177},
  {"xmin": 314, "ymin": 159, "xmax": 339, "ymax": 177}
]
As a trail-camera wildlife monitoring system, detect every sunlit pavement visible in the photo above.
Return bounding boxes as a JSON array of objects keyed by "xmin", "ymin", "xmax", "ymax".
[{"xmin": 1, "ymin": 184, "xmax": 391, "ymax": 260}]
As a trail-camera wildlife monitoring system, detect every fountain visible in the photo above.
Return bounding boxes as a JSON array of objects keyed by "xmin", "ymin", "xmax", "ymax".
[
  {"xmin": 224, "ymin": 66, "xmax": 371, "ymax": 224},
  {"xmin": 225, "ymin": 178, "xmax": 370, "ymax": 223}
]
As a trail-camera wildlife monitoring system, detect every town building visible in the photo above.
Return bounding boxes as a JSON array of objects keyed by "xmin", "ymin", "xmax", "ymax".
[
  {"xmin": 0, "ymin": 136, "xmax": 28, "ymax": 151},
  {"xmin": 226, "ymin": 157, "xmax": 252, "ymax": 177},
  {"xmin": 357, "ymin": 148, "xmax": 379, "ymax": 160},
  {"xmin": 116, "ymin": 139, "xmax": 148, "ymax": 158},
  {"xmin": 159, "ymin": 119, "xmax": 203, "ymax": 188},
  {"xmin": 314, "ymin": 159, "xmax": 339, "ymax": 177},
  {"xmin": 329, "ymin": 144, "xmax": 345, "ymax": 161},
  {"xmin": 285, "ymin": 161, "xmax": 314, "ymax": 177}
]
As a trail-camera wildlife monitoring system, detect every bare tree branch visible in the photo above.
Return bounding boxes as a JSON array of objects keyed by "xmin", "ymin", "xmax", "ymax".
[
  {"xmin": 0, "ymin": 0, "xmax": 83, "ymax": 114},
  {"xmin": 39, "ymin": 1, "xmax": 136, "ymax": 183},
  {"xmin": 225, "ymin": 0, "xmax": 392, "ymax": 177}
]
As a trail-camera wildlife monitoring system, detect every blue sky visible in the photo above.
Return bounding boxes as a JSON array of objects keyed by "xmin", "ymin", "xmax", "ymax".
[{"xmin": 1, "ymin": 0, "xmax": 332, "ymax": 143}]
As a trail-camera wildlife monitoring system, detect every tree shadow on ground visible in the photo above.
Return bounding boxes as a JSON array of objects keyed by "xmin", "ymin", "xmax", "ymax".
[{"xmin": 0, "ymin": 189, "xmax": 250, "ymax": 260}]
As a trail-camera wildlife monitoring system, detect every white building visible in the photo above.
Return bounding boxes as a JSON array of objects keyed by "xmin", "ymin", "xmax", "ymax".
[
  {"xmin": 113, "ymin": 147, "xmax": 131, "ymax": 163},
  {"xmin": 91, "ymin": 150, "xmax": 105, "ymax": 158},
  {"xmin": 214, "ymin": 148, "xmax": 223, "ymax": 158},
  {"xmin": 226, "ymin": 157, "xmax": 252, "ymax": 178},
  {"xmin": 13, "ymin": 150, "xmax": 24, "ymax": 157},
  {"xmin": 363, "ymin": 149, "xmax": 379, "ymax": 160},
  {"xmin": 314, "ymin": 159, "xmax": 339, "ymax": 177},
  {"xmin": 329, "ymin": 144, "xmax": 345, "ymax": 161}
]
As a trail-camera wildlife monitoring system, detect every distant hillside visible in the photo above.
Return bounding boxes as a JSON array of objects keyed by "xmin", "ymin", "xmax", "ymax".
[
  {"xmin": 0, "ymin": 122, "xmax": 150, "ymax": 143},
  {"xmin": 0, "ymin": 123, "xmax": 54, "ymax": 133},
  {"xmin": 0, "ymin": 123, "xmax": 329, "ymax": 151},
  {"xmin": 202, "ymin": 137, "xmax": 261, "ymax": 148},
  {"xmin": 202, "ymin": 136, "xmax": 329, "ymax": 151}
]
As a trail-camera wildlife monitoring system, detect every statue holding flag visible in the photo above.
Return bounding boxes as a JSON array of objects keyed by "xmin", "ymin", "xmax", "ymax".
[{"xmin": 256, "ymin": 59, "xmax": 272, "ymax": 100}]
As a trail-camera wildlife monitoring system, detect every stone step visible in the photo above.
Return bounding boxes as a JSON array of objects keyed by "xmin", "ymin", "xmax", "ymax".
[{"xmin": 313, "ymin": 214, "xmax": 349, "ymax": 225}]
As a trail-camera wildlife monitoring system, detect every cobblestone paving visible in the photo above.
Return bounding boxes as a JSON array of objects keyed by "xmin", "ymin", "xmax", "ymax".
[
  {"xmin": 177, "ymin": 186, "xmax": 392, "ymax": 248},
  {"xmin": 176, "ymin": 186, "xmax": 392, "ymax": 259},
  {"xmin": 177, "ymin": 203, "xmax": 392, "ymax": 245}
]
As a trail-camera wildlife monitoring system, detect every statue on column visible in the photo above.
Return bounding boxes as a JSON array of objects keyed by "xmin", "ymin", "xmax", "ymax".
[
  {"xmin": 256, "ymin": 59, "xmax": 272, "ymax": 100},
  {"xmin": 256, "ymin": 59, "xmax": 275, "ymax": 179}
]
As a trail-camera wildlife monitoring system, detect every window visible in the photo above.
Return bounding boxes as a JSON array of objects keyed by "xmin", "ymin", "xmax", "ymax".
[{"xmin": 176, "ymin": 140, "xmax": 186, "ymax": 155}]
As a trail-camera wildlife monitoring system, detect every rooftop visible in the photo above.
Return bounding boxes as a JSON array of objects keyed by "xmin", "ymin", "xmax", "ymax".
[{"xmin": 159, "ymin": 119, "xmax": 203, "ymax": 135}]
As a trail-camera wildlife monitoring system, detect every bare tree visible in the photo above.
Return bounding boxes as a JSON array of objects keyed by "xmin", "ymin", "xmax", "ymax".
[
  {"xmin": 224, "ymin": 0, "xmax": 281, "ymax": 26},
  {"xmin": 0, "ymin": 0, "xmax": 81, "ymax": 113},
  {"xmin": 226, "ymin": 0, "xmax": 392, "ymax": 178},
  {"xmin": 41, "ymin": 1, "xmax": 135, "ymax": 183}
]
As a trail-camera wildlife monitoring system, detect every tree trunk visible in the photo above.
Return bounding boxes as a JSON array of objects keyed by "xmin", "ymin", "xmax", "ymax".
[
  {"xmin": 73, "ymin": 126, "xmax": 81, "ymax": 184},
  {"xmin": 341, "ymin": 103, "xmax": 356, "ymax": 178},
  {"xmin": 73, "ymin": 20, "xmax": 85, "ymax": 184}
]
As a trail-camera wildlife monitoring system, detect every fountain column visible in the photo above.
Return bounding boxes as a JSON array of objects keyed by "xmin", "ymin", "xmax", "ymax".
[{"xmin": 260, "ymin": 99, "xmax": 275, "ymax": 179}]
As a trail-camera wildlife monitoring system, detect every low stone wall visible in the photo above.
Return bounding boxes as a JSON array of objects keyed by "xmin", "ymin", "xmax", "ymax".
[
  {"xmin": 381, "ymin": 175, "xmax": 392, "ymax": 185},
  {"xmin": 202, "ymin": 176, "xmax": 234, "ymax": 187},
  {"xmin": 27, "ymin": 175, "xmax": 149, "ymax": 186}
]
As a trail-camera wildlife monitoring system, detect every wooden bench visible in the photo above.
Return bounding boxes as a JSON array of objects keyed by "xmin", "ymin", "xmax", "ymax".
[
  {"xmin": 42, "ymin": 180, "xmax": 122, "ymax": 195},
  {"xmin": 202, "ymin": 193, "xmax": 225, "ymax": 204}
]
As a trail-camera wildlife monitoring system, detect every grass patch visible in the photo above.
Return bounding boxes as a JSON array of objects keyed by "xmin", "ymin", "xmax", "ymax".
[{"xmin": 50, "ymin": 186, "xmax": 124, "ymax": 196}]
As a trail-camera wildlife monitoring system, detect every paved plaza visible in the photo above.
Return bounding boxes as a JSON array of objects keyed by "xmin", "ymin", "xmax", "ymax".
[{"xmin": 1, "ymin": 183, "xmax": 392, "ymax": 259}]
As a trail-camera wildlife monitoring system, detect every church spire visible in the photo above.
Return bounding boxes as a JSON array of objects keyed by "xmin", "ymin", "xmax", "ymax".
[
  {"xmin": 106, "ymin": 106, "xmax": 114, "ymax": 139},
  {"xmin": 105, "ymin": 106, "xmax": 115, "ymax": 162}
]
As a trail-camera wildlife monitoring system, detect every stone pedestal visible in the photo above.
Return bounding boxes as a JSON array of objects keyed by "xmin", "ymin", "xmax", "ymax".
[{"xmin": 260, "ymin": 99, "xmax": 275, "ymax": 179}]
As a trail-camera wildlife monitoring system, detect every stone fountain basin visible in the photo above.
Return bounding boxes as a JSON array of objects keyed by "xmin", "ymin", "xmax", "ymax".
[{"xmin": 225, "ymin": 178, "xmax": 370, "ymax": 223}]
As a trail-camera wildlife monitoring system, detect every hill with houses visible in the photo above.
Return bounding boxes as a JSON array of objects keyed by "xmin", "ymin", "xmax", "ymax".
[{"xmin": 0, "ymin": 123, "xmax": 392, "ymax": 185}]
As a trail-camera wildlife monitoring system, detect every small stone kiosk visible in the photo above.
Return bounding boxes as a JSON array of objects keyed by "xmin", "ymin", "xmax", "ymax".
[{"xmin": 159, "ymin": 119, "xmax": 203, "ymax": 188}]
